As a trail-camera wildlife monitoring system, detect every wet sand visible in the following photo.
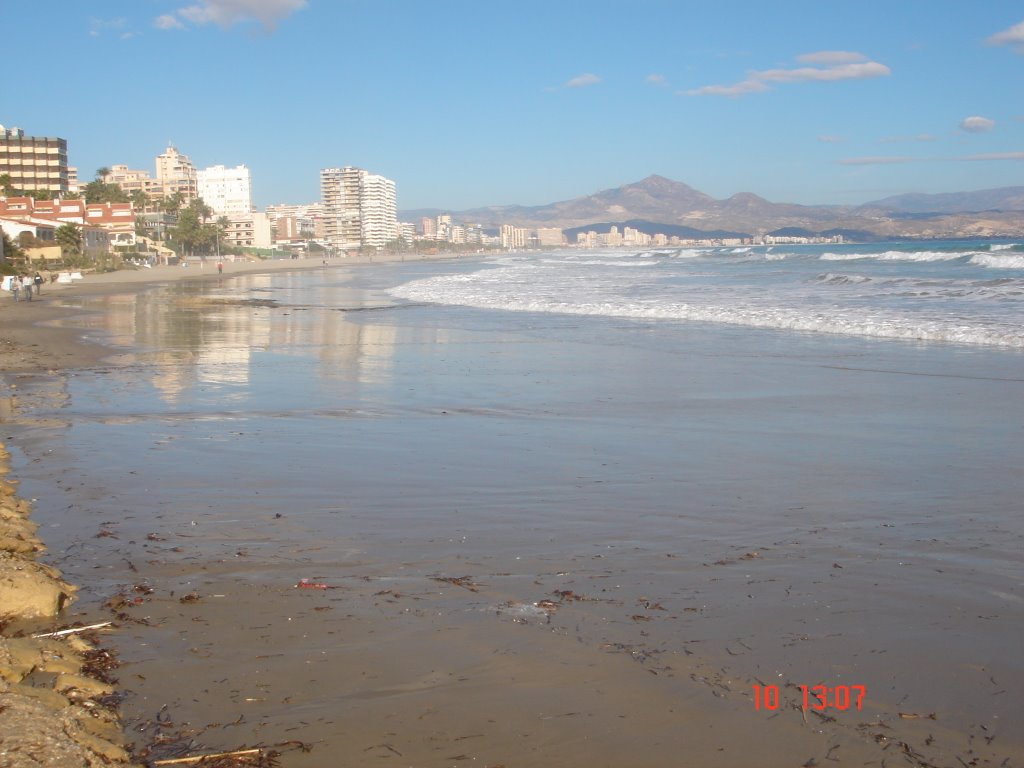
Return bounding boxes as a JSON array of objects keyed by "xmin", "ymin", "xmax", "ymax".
[{"xmin": 2, "ymin": 256, "xmax": 1023, "ymax": 767}]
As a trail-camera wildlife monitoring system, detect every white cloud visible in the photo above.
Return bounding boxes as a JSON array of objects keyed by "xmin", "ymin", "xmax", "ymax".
[
  {"xmin": 688, "ymin": 52, "xmax": 890, "ymax": 96},
  {"xmin": 565, "ymin": 73, "xmax": 602, "ymax": 88},
  {"xmin": 645, "ymin": 74, "xmax": 667, "ymax": 86},
  {"xmin": 958, "ymin": 152, "xmax": 1024, "ymax": 161},
  {"xmin": 986, "ymin": 20, "xmax": 1024, "ymax": 53},
  {"xmin": 158, "ymin": 0, "xmax": 307, "ymax": 31},
  {"xmin": 154, "ymin": 14, "xmax": 185, "ymax": 30},
  {"xmin": 960, "ymin": 116, "xmax": 995, "ymax": 133},
  {"xmin": 817, "ymin": 135, "xmax": 846, "ymax": 143},
  {"xmin": 687, "ymin": 79, "xmax": 769, "ymax": 97},
  {"xmin": 797, "ymin": 51, "xmax": 866, "ymax": 65}
]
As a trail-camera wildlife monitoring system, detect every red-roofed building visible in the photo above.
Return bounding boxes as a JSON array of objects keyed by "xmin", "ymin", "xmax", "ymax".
[{"xmin": 0, "ymin": 196, "xmax": 135, "ymax": 249}]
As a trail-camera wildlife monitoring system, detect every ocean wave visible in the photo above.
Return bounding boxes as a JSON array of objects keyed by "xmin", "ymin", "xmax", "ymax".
[
  {"xmin": 814, "ymin": 273, "xmax": 872, "ymax": 284},
  {"xmin": 821, "ymin": 250, "xmax": 966, "ymax": 263},
  {"xmin": 970, "ymin": 253, "xmax": 1024, "ymax": 269},
  {"xmin": 554, "ymin": 259, "xmax": 655, "ymax": 268},
  {"xmin": 391, "ymin": 278, "xmax": 1024, "ymax": 348},
  {"xmin": 990, "ymin": 243, "xmax": 1019, "ymax": 251}
]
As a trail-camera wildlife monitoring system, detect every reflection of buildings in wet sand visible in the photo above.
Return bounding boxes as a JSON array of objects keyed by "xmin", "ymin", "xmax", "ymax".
[
  {"xmin": 71, "ymin": 277, "xmax": 455, "ymax": 402},
  {"xmin": 79, "ymin": 286, "xmax": 271, "ymax": 404},
  {"xmin": 263, "ymin": 296, "xmax": 399, "ymax": 387}
]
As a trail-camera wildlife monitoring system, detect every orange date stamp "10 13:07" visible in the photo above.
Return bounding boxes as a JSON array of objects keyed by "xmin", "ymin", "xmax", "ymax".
[{"xmin": 752, "ymin": 684, "xmax": 867, "ymax": 712}]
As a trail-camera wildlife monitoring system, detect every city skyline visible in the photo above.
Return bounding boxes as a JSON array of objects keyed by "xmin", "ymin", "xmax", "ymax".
[{"xmin": 3, "ymin": 1, "xmax": 1022, "ymax": 212}]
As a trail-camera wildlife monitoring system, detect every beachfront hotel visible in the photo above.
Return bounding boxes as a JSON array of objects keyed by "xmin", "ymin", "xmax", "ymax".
[
  {"xmin": 0, "ymin": 125, "xmax": 70, "ymax": 195},
  {"xmin": 320, "ymin": 166, "xmax": 397, "ymax": 252}
]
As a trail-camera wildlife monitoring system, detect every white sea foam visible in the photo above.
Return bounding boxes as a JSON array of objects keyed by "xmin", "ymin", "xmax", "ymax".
[
  {"xmin": 970, "ymin": 253, "xmax": 1024, "ymax": 269},
  {"xmin": 814, "ymin": 273, "xmax": 872, "ymax": 284},
  {"xmin": 990, "ymin": 243, "xmax": 1018, "ymax": 251},
  {"xmin": 821, "ymin": 250, "xmax": 965, "ymax": 262},
  {"xmin": 390, "ymin": 246, "xmax": 1024, "ymax": 349}
]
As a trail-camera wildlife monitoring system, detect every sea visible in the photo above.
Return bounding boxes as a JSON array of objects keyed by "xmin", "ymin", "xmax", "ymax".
[
  {"xmin": 6, "ymin": 239, "xmax": 1024, "ymax": 767},
  {"xmin": 390, "ymin": 240, "xmax": 1024, "ymax": 348}
]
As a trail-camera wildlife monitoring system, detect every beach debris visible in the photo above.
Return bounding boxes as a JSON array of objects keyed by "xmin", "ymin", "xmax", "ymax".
[
  {"xmin": 81, "ymin": 647, "xmax": 121, "ymax": 685},
  {"xmin": 637, "ymin": 597, "xmax": 667, "ymax": 611},
  {"xmin": 151, "ymin": 747, "xmax": 278, "ymax": 766},
  {"xmin": 295, "ymin": 578, "xmax": 330, "ymax": 590},
  {"xmin": 31, "ymin": 620, "xmax": 114, "ymax": 639},
  {"xmin": 552, "ymin": 589, "xmax": 586, "ymax": 601},
  {"xmin": 431, "ymin": 575, "xmax": 482, "ymax": 592},
  {"xmin": 179, "ymin": 592, "xmax": 201, "ymax": 603},
  {"xmin": 106, "ymin": 592, "xmax": 146, "ymax": 609},
  {"xmin": 898, "ymin": 711, "xmax": 937, "ymax": 720},
  {"xmin": 365, "ymin": 743, "xmax": 403, "ymax": 758}
]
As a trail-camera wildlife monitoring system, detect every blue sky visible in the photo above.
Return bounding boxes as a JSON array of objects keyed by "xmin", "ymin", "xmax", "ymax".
[{"xmin": 3, "ymin": 1, "xmax": 1022, "ymax": 212}]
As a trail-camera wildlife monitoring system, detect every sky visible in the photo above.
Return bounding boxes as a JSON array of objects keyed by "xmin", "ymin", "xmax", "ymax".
[{"xmin": 2, "ymin": 0, "xmax": 1022, "ymax": 212}]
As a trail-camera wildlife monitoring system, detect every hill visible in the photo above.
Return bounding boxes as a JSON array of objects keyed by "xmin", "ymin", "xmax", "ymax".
[{"xmin": 400, "ymin": 176, "xmax": 1024, "ymax": 239}]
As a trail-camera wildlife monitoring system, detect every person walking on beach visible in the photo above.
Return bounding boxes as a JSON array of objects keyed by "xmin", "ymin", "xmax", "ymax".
[
  {"xmin": 10, "ymin": 278, "xmax": 20, "ymax": 301},
  {"xmin": 217, "ymin": 261, "xmax": 223, "ymax": 274},
  {"xmin": 33, "ymin": 272, "xmax": 43, "ymax": 295},
  {"xmin": 21, "ymin": 275, "xmax": 33, "ymax": 301}
]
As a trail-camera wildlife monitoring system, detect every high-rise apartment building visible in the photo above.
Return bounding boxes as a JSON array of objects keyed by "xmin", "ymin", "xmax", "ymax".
[
  {"xmin": 360, "ymin": 173, "xmax": 397, "ymax": 249},
  {"xmin": 103, "ymin": 164, "xmax": 162, "ymax": 200},
  {"xmin": 197, "ymin": 164, "xmax": 252, "ymax": 217},
  {"xmin": 320, "ymin": 166, "xmax": 396, "ymax": 252},
  {"xmin": 155, "ymin": 144, "xmax": 198, "ymax": 201},
  {"xmin": 0, "ymin": 125, "xmax": 69, "ymax": 195}
]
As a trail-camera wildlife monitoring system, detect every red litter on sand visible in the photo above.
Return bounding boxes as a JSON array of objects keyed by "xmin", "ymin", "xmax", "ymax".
[{"xmin": 296, "ymin": 578, "xmax": 330, "ymax": 589}]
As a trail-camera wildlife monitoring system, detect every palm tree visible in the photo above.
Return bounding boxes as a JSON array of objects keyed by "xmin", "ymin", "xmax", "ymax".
[
  {"xmin": 163, "ymin": 191, "xmax": 184, "ymax": 216},
  {"xmin": 129, "ymin": 188, "xmax": 148, "ymax": 212},
  {"xmin": 55, "ymin": 223, "xmax": 83, "ymax": 260},
  {"xmin": 95, "ymin": 167, "xmax": 111, "ymax": 182}
]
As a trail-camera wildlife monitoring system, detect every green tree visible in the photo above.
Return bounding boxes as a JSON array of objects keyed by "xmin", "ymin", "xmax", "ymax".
[
  {"xmin": 0, "ymin": 173, "xmax": 15, "ymax": 196},
  {"xmin": 128, "ymin": 189, "xmax": 148, "ymax": 211},
  {"xmin": 169, "ymin": 198, "xmax": 215, "ymax": 256},
  {"xmin": 2, "ymin": 231, "xmax": 25, "ymax": 267},
  {"xmin": 83, "ymin": 179, "xmax": 129, "ymax": 204},
  {"xmin": 162, "ymin": 191, "xmax": 184, "ymax": 216},
  {"xmin": 55, "ymin": 222, "xmax": 83, "ymax": 259}
]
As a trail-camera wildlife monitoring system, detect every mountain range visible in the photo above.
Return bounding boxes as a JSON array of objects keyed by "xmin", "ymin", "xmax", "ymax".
[{"xmin": 401, "ymin": 176, "xmax": 1024, "ymax": 239}]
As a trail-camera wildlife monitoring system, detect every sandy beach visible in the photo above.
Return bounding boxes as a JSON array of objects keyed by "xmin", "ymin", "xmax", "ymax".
[{"xmin": 1, "ymin": 252, "xmax": 1022, "ymax": 767}]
